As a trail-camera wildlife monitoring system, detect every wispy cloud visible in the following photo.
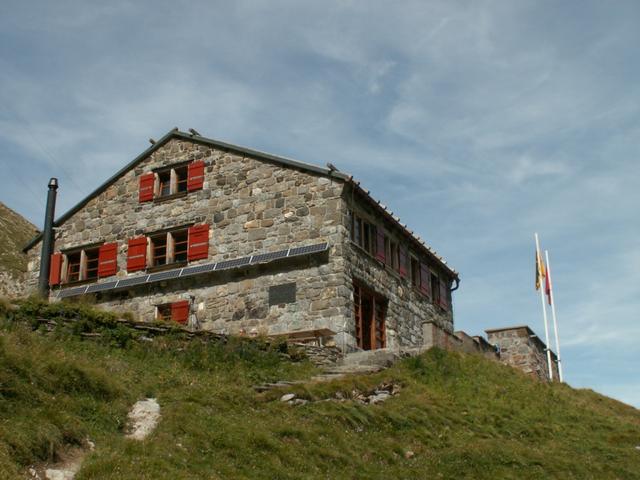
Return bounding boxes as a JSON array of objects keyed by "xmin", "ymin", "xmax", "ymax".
[{"xmin": 0, "ymin": 0, "xmax": 638, "ymax": 406}]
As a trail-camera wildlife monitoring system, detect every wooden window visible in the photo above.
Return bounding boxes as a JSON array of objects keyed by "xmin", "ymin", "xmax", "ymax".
[
  {"xmin": 439, "ymin": 279, "xmax": 449, "ymax": 310},
  {"xmin": 157, "ymin": 169, "xmax": 172, "ymax": 197},
  {"xmin": 419, "ymin": 263, "xmax": 431, "ymax": 298},
  {"xmin": 390, "ymin": 241, "xmax": 399, "ymax": 271},
  {"xmin": 156, "ymin": 300, "xmax": 190, "ymax": 324},
  {"xmin": 66, "ymin": 251, "xmax": 81, "ymax": 283},
  {"xmin": 58, "ymin": 246, "xmax": 102, "ymax": 284},
  {"xmin": 410, "ymin": 256, "xmax": 420, "ymax": 288},
  {"xmin": 49, "ymin": 252, "xmax": 63, "ymax": 286},
  {"xmin": 173, "ymin": 230, "xmax": 189, "ymax": 262},
  {"xmin": 150, "ymin": 233, "xmax": 168, "ymax": 266},
  {"xmin": 375, "ymin": 228, "xmax": 386, "ymax": 262},
  {"xmin": 85, "ymin": 248, "xmax": 100, "ymax": 280},
  {"xmin": 140, "ymin": 161, "xmax": 204, "ymax": 202},
  {"xmin": 398, "ymin": 247, "xmax": 408, "ymax": 278},
  {"xmin": 139, "ymin": 173, "xmax": 155, "ymax": 202},
  {"xmin": 175, "ymin": 165, "xmax": 188, "ymax": 193},
  {"xmin": 187, "ymin": 224, "xmax": 210, "ymax": 261},
  {"xmin": 97, "ymin": 243, "xmax": 118, "ymax": 278},
  {"xmin": 353, "ymin": 282, "xmax": 387, "ymax": 351},
  {"xmin": 431, "ymin": 273, "xmax": 440, "ymax": 305},
  {"xmin": 127, "ymin": 237, "xmax": 148, "ymax": 272},
  {"xmin": 156, "ymin": 303, "xmax": 172, "ymax": 321},
  {"xmin": 187, "ymin": 160, "xmax": 205, "ymax": 191},
  {"xmin": 384, "ymin": 236, "xmax": 391, "ymax": 266}
]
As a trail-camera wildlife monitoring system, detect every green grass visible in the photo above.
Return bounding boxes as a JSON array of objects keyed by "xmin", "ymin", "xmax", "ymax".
[
  {"xmin": 1, "ymin": 301, "xmax": 638, "ymax": 479},
  {"xmin": 0, "ymin": 202, "xmax": 38, "ymax": 276}
]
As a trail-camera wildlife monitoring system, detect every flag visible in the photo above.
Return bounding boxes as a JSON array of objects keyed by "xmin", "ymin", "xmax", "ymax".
[
  {"xmin": 545, "ymin": 266, "xmax": 552, "ymax": 304},
  {"xmin": 535, "ymin": 250, "xmax": 546, "ymax": 290}
]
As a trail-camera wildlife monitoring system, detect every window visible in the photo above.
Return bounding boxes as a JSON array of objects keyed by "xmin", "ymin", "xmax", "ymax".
[
  {"xmin": 155, "ymin": 164, "xmax": 188, "ymax": 198},
  {"xmin": 139, "ymin": 160, "xmax": 204, "ymax": 203},
  {"xmin": 126, "ymin": 224, "xmax": 209, "ymax": 272},
  {"xmin": 431, "ymin": 273, "xmax": 440, "ymax": 304},
  {"xmin": 149, "ymin": 228, "xmax": 189, "ymax": 268},
  {"xmin": 350, "ymin": 212, "xmax": 377, "ymax": 256},
  {"xmin": 156, "ymin": 300, "xmax": 190, "ymax": 324},
  {"xmin": 410, "ymin": 256, "xmax": 420, "ymax": 288},
  {"xmin": 64, "ymin": 247, "xmax": 100, "ymax": 283}
]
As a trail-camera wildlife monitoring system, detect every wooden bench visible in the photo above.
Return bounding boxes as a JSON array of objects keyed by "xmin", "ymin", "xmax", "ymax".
[{"xmin": 270, "ymin": 328, "xmax": 336, "ymax": 347}]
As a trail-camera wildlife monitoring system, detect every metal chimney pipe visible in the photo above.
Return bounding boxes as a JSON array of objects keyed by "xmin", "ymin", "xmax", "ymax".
[{"xmin": 37, "ymin": 178, "xmax": 59, "ymax": 298}]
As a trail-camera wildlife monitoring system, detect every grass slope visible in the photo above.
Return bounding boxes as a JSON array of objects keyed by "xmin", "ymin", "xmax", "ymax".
[
  {"xmin": 1, "ymin": 300, "xmax": 638, "ymax": 479},
  {"xmin": 0, "ymin": 202, "xmax": 38, "ymax": 276}
]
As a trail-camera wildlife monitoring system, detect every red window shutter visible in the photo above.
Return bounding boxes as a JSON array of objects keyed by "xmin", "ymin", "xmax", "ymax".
[
  {"xmin": 127, "ymin": 237, "xmax": 148, "ymax": 272},
  {"xmin": 138, "ymin": 173, "xmax": 155, "ymax": 202},
  {"xmin": 188, "ymin": 224, "xmax": 209, "ymax": 261},
  {"xmin": 97, "ymin": 242, "xmax": 118, "ymax": 277},
  {"xmin": 375, "ymin": 228, "xmax": 386, "ymax": 262},
  {"xmin": 171, "ymin": 300, "xmax": 190, "ymax": 324},
  {"xmin": 187, "ymin": 160, "xmax": 205, "ymax": 192},
  {"xmin": 398, "ymin": 248, "xmax": 408, "ymax": 278},
  {"xmin": 49, "ymin": 252, "xmax": 62, "ymax": 286},
  {"xmin": 420, "ymin": 263, "xmax": 431, "ymax": 297},
  {"xmin": 439, "ymin": 279, "xmax": 449, "ymax": 309}
]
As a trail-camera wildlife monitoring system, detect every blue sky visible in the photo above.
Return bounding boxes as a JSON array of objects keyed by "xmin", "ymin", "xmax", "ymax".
[{"xmin": 1, "ymin": 1, "xmax": 638, "ymax": 407}]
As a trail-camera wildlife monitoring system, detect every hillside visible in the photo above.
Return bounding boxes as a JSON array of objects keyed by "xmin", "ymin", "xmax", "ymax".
[
  {"xmin": 0, "ymin": 202, "xmax": 38, "ymax": 278},
  {"xmin": 0, "ymin": 299, "xmax": 639, "ymax": 479}
]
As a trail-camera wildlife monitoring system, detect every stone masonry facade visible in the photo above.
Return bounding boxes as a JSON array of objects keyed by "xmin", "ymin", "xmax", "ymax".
[
  {"xmin": 23, "ymin": 129, "xmax": 458, "ymax": 353},
  {"xmin": 486, "ymin": 326, "xmax": 560, "ymax": 381}
]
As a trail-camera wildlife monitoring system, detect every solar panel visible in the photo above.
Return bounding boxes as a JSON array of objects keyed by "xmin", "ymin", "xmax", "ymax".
[
  {"xmin": 180, "ymin": 263, "xmax": 216, "ymax": 277},
  {"xmin": 287, "ymin": 242, "xmax": 328, "ymax": 257},
  {"xmin": 86, "ymin": 281, "xmax": 118, "ymax": 293},
  {"xmin": 115, "ymin": 275, "xmax": 149, "ymax": 288},
  {"xmin": 147, "ymin": 269, "xmax": 181, "ymax": 283},
  {"xmin": 250, "ymin": 249, "xmax": 289, "ymax": 264},
  {"xmin": 215, "ymin": 256, "xmax": 251, "ymax": 271},
  {"xmin": 57, "ymin": 286, "xmax": 88, "ymax": 298}
]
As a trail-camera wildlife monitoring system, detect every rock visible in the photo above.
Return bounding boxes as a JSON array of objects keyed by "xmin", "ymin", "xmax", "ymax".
[
  {"xmin": 404, "ymin": 450, "xmax": 415, "ymax": 459},
  {"xmin": 280, "ymin": 393, "xmax": 296, "ymax": 402},
  {"xmin": 125, "ymin": 398, "xmax": 161, "ymax": 441},
  {"xmin": 367, "ymin": 392, "xmax": 391, "ymax": 404},
  {"xmin": 291, "ymin": 398, "xmax": 308, "ymax": 406}
]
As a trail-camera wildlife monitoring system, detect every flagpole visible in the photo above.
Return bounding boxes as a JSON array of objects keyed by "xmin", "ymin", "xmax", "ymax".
[
  {"xmin": 535, "ymin": 233, "xmax": 554, "ymax": 381},
  {"xmin": 545, "ymin": 250, "xmax": 564, "ymax": 383}
]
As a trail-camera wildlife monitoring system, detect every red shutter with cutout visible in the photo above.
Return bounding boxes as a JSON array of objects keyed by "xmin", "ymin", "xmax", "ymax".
[
  {"xmin": 187, "ymin": 160, "xmax": 205, "ymax": 192},
  {"xmin": 138, "ymin": 173, "xmax": 155, "ymax": 202},
  {"xmin": 439, "ymin": 279, "xmax": 449, "ymax": 309},
  {"xmin": 420, "ymin": 263, "xmax": 431, "ymax": 297},
  {"xmin": 188, "ymin": 224, "xmax": 209, "ymax": 261},
  {"xmin": 375, "ymin": 228, "xmax": 386, "ymax": 262},
  {"xmin": 49, "ymin": 252, "xmax": 62, "ymax": 286},
  {"xmin": 398, "ymin": 248, "xmax": 408, "ymax": 278},
  {"xmin": 171, "ymin": 300, "xmax": 190, "ymax": 324},
  {"xmin": 97, "ymin": 242, "xmax": 118, "ymax": 277},
  {"xmin": 127, "ymin": 237, "xmax": 147, "ymax": 272}
]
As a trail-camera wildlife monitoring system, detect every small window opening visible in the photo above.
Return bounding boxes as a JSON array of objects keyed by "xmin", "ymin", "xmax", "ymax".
[
  {"xmin": 431, "ymin": 273, "xmax": 440, "ymax": 304},
  {"xmin": 173, "ymin": 230, "xmax": 189, "ymax": 262},
  {"xmin": 411, "ymin": 257, "xmax": 420, "ymax": 288},
  {"xmin": 151, "ymin": 234, "xmax": 168, "ymax": 266},
  {"xmin": 156, "ymin": 303, "xmax": 172, "ymax": 321},
  {"xmin": 66, "ymin": 252, "xmax": 81, "ymax": 283},
  {"xmin": 158, "ymin": 170, "xmax": 172, "ymax": 197},
  {"xmin": 85, "ymin": 248, "xmax": 100, "ymax": 280},
  {"xmin": 175, "ymin": 165, "xmax": 188, "ymax": 193}
]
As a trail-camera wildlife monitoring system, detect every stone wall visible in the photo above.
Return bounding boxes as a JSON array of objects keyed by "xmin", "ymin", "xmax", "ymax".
[
  {"xmin": 455, "ymin": 330, "xmax": 499, "ymax": 359},
  {"xmin": 486, "ymin": 326, "xmax": 560, "ymax": 381},
  {"xmin": 0, "ymin": 271, "xmax": 28, "ymax": 299},
  {"xmin": 340, "ymin": 188, "xmax": 454, "ymax": 351},
  {"xmin": 24, "ymin": 138, "xmax": 349, "ymax": 339}
]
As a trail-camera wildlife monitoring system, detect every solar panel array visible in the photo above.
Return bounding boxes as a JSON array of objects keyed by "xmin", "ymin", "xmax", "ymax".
[{"xmin": 55, "ymin": 242, "xmax": 329, "ymax": 299}]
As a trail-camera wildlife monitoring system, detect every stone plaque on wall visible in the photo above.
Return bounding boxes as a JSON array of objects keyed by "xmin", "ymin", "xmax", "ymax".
[{"xmin": 269, "ymin": 283, "xmax": 296, "ymax": 306}]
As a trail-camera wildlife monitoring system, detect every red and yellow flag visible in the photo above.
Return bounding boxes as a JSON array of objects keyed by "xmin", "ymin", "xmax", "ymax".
[{"xmin": 535, "ymin": 251, "xmax": 546, "ymax": 290}]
